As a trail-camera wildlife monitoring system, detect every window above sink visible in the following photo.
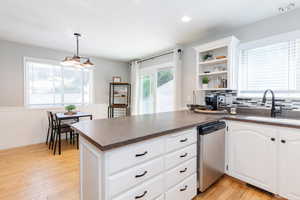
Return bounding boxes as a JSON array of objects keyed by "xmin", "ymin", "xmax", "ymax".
[{"xmin": 238, "ymin": 30, "xmax": 300, "ymax": 99}]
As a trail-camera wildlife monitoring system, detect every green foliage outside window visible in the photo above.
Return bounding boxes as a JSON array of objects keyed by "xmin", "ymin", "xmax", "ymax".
[
  {"xmin": 142, "ymin": 69, "xmax": 174, "ymax": 99},
  {"xmin": 143, "ymin": 78, "xmax": 150, "ymax": 98},
  {"xmin": 157, "ymin": 70, "xmax": 173, "ymax": 87}
]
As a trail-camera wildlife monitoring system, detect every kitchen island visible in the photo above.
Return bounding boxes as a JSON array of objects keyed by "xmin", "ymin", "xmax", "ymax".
[{"xmin": 72, "ymin": 110, "xmax": 223, "ymax": 200}]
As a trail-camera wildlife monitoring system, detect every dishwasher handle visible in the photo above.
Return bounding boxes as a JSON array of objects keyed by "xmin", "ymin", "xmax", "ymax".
[{"xmin": 198, "ymin": 121, "xmax": 226, "ymax": 135}]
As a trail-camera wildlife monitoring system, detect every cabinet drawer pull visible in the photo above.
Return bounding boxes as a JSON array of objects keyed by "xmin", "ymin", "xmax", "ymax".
[
  {"xmin": 281, "ymin": 140, "xmax": 286, "ymax": 144},
  {"xmin": 271, "ymin": 138, "xmax": 275, "ymax": 142},
  {"xmin": 179, "ymin": 168, "xmax": 187, "ymax": 173},
  {"xmin": 179, "ymin": 185, "xmax": 188, "ymax": 192},
  {"xmin": 180, "ymin": 138, "xmax": 188, "ymax": 143},
  {"xmin": 135, "ymin": 171, "xmax": 148, "ymax": 178},
  {"xmin": 135, "ymin": 191, "xmax": 147, "ymax": 199},
  {"xmin": 180, "ymin": 153, "xmax": 188, "ymax": 158},
  {"xmin": 135, "ymin": 151, "xmax": 148, "ymax": 157}
]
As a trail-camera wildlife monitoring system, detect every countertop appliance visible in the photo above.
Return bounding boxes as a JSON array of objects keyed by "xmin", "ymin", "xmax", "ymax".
[
  {"xmin": 197, "ymin": 121, "xmax": 226, "ymax": 192},
  {"xmin": 205, "ymin": 94, "xmax": 219, "ymax": 110}
]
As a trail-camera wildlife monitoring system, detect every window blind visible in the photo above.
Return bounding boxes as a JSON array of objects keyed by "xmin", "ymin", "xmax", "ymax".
[{"xmin": 239, "ymin": 39, "xmax": 300, "ymax": 98}]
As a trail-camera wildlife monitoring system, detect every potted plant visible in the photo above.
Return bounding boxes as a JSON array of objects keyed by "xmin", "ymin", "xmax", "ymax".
[
  {"xmin": 65, "ymin": 105, "xmax": 77, "ymax": 115},
  {"xmin": 202, "ymin": 76, "xmax": 209, "ymax": 89},
  {"xmin": 202, "ymin": 52, "xmax": 213, "ymax": 61}
]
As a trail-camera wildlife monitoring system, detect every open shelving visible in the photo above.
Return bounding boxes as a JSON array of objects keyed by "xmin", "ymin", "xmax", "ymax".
[
  {"xmin": 198, "ymin": 71, "xmax": 227, "ymax": 76},
  {"xmin": 108, "ymin": 82, "xmax": 131, "ymax": 118},
  {"xmin": 197, "ymin": 88, "xmax": 232, "ymax": 91},
  {"xmin": 198, "ymin": 58, "xmax": 228, "ymax": 65},
  {"xmin": 194, "ymin": 36, "xmax": 239, "ymax": 91}
]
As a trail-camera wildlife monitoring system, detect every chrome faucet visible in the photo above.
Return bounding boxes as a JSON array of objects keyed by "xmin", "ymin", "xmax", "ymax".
[{"xmin": 262, "ymin": 89, "xmax": 277, "ymax": 117}]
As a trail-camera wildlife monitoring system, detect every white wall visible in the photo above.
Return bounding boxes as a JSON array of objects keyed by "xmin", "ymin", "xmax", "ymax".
[
  {"xmin": 0, "ymin": 39, "xmax": 130, "ymax": 150},
  {"xmin": 181, "ymin": 8, "xmax": 300, "ymax": 106},
  {"xmin": 0, "ymin": 104, "xmax": 108, "ymax": 150},
  {"xmin": 0, "ymin": 39, "xmax": 130, "ymax": 106}
]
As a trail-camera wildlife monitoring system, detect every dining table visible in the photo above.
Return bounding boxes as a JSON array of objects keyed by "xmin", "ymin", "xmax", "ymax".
[{"xmin": 55, "ymin": 112, "xmax": 93, "ymax": 155}]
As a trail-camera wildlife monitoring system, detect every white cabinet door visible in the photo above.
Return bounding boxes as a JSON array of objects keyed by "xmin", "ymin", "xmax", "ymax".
[
  {"xmin": 165, "ymin": 174, "xmax": 197, "ymax": 200},
  {"xmin": 108, "ymin": 157, "xmax": 164, "ymax": 197},
  {"xmin": 166, "ymin": 129, "xmax": 197, "ymax": 153},
  {"xmin": 112, "ymin": 175, "xmax": 163, "ymax": 200},
  {"xmin": 165, "ymin": 144, "xmax": 197, "ymax": 170},
  {"xmin": 278, "ymin": 128, "xmax": 300, "ymax": 200},
  {"xmin": 227, "ymin": 121, "xmax": 277, "ymax": 193},
  {"xmin": 107, "ymin": 137, "xmax": 164, "ymax": 175}
]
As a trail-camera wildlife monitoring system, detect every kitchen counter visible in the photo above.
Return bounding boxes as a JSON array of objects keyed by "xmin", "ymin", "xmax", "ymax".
[
  {"xmin": 72, "ymin": 110, "xmax": 300, "ymax": 151},
  {"xmin": 74, "ymin": 110, "xmax": 300, "ymax": 200},
  {"xmin": 224, "ymin": 115, "xmax": 300, "ymax": 129},
  {"xmin": 72, "ymin": 110, "xmax": 223, "ymax": 151}
]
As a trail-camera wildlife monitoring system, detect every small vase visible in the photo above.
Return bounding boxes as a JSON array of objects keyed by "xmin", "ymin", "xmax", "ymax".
[
  {"xmin": 202, "ymin": 84, "xmax": 208, "ymax": 89},
  {"xmin": 65, "ymin": 111, "xmax": 77, "ymax": 115}
]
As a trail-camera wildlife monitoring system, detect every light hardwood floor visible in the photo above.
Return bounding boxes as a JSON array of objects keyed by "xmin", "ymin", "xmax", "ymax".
[
  {"xmin": 195, "ymin": 176, "xmax": 283, "ymax": 200},
  {"xmin": 0, "ymin": 142, "xmax": 282, "ymax": 200}
]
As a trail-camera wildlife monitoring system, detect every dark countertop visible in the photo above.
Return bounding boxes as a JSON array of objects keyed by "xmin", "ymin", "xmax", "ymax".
[
  {"xmin": 72, "ymin": 110, "xmax": 223, "ymax": 151},
  {"xmin": 224, "ymin": 115, "xmax": 300, "ymax": 129},
  {"xmin": 72, "ymin": 110, "xmax": 300, "ymax": 151}
]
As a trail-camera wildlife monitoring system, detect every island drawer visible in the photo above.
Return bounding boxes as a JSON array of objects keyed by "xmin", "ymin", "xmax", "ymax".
[
  {"xmin": 108, "ymin": 157, "xmax": 164, "ymax": 197},
  {"xmin": 166, "ymin": 129, "xmax": 197, "ymax": 153},
  {"xmin": 111, "ymin": 175, "xmax": 164, "ymax": 200},
  {"xmin": 165, "ymin": 174, "xmax": 197, "ymax": 200},
  {"xmin": 107, "ymin": 137, "xmax": 164, "ymax": 174},
  {"xmin": 165, "ymin": 157, "xmax": 197, "ymax": 189},
  {"xmin": 165, "ymin": 144, "xmax": 197, "ymax": 170}
]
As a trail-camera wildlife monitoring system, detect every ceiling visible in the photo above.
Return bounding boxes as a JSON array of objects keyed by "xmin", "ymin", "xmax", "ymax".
[{"xmin": 0, "ymin": 0, "xmax": 298, "ymax": 61}]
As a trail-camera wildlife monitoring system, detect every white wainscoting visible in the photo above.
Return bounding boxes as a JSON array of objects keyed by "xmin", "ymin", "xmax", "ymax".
[{"xmin": 0, "ymin": 104, "xmax": 107, "ymax": 150}]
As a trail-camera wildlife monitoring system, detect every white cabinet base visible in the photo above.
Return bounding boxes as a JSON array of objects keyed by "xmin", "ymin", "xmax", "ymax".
[
  {"xmin": 226, "ymin": 120, "xmax": 300, "ymax": 200},
  {"xmin": 278, "ymin": 128, "xmax": 300, "ymax": 200},
  {"xmin": 79, "ymin": 128, "xmax": 197, "ymax": 200},
  {"xmin": 227, "ymin": 121, "xmax": 276, "ymax": 193},
  {"xmin": 80, "ymin": 138, "xmax": 104, "ymax": 200}
]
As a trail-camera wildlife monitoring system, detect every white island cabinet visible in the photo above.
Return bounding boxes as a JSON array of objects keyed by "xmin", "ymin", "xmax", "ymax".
[
  {"xmin": 79, "ymin": 128, "xmax": 197, "ymax": 200},
  {"xmin": 226, "ymin": 120, "xmax": 300, "ymax": 200}
]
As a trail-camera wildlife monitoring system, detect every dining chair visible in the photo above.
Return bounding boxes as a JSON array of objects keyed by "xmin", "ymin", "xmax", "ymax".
[
  {"xmin": 46, "ymin": 111, "xmax": 73, "ymax": 152},
  {"xmin": 46, "ymin": 111, "xmax": 57, "ymax": 149},
  {"xmin": 52, "ymin": 114, "xmax": 77, "ymax": 155},
  {"xmin": 70, "ymin": 131, "xmax": 79, "ymax": 149},
  {"xmin": 46, "ymin": 111, "xmax": 52, "ymax": 145}
]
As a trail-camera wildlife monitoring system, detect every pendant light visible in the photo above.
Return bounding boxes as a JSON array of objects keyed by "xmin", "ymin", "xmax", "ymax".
[{"xmin": 61, "ymin": 33, "xmax": 95, "ymax": 67}]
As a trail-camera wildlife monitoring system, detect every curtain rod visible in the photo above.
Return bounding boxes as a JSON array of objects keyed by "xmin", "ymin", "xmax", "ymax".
[{"xmin": 137, "ymin": 49, "xmax": 181, "ymax": 63}]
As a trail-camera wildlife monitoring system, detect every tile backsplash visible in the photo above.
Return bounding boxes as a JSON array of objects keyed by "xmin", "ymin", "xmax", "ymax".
[{"xmin": 207, "ymin": 91, "xmax": 300, "ymax": 111}]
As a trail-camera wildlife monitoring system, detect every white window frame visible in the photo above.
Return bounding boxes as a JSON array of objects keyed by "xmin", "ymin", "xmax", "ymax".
[
  {"xmin": 238, "ymin": 30, "xmax": 300, "ymax": 99},
  {"xmin": 24, "ymin": 57, "xmax": 94, "ymax": 107},
  {"xmin": 138, "ymin": 62, "xmax": 176, "ymax": 114}
]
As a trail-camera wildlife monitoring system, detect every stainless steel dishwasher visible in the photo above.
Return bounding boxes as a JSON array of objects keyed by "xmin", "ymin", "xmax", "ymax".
[{"xmin": 197, "ymin": 121, "xmax": 226, "ymax": 192}]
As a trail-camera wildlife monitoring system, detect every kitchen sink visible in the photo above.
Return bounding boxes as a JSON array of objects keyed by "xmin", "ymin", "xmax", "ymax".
[{"xmin": 244, "ymin": 116, "xmax": 300, "ymax": 126}]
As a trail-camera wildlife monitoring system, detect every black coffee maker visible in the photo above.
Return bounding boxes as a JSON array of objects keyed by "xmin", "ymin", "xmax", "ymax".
[{"xmin": 205, "ymin": 94, "xmax": 219, "ymax": 110}]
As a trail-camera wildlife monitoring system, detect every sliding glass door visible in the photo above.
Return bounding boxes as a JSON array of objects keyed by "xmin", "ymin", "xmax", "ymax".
[
  {"xmin": 139, "ymin": 74, "xmax": 155, "ymax": 114},
  {"xmin": 156, "ymin": 68, "xmax": 174, "ymax": 112},
  {"xmin": 139, "ymin": 65, "xmax": 175, "ymax": 114}
]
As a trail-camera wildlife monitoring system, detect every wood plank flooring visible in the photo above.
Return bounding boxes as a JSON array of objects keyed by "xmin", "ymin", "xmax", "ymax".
[
  {"xmin": 0, "ymin": 141, "xmax": 79, "ymax": 200},
  {"xmin": 195, "ymin": 176, "xmax": 283, "ymax": 200},
  {"xmin": 0, "ymin": 142, "xmax": 282, "ymax": 200}
]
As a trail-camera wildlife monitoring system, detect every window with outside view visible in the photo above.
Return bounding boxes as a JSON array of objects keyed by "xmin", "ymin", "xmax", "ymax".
[
  {"xmin": 25, "ymin": 58, "xmax": 93, "ymax": 106},
  {"xmin": 139, "ymin": 66, "xmax": 174, "ymax": 114},
  {"xmin": 156, "ymin": 68, "xmax": 174, "ymax": 112}
]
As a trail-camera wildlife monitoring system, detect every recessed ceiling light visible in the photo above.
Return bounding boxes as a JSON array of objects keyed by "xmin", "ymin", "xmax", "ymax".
[
  {"xmin": 279, "ymin": 2, "xmax": 295, "ymax": 13},
  {"xmin": 181, "ymin": 16, "xmax": 192, "ymax": 23}
]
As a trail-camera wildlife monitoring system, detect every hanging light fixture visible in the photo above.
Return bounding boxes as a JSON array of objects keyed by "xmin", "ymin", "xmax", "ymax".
[{"xmin": 61, "ymin": 33, "xmax": 95, "ymax": 67}]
